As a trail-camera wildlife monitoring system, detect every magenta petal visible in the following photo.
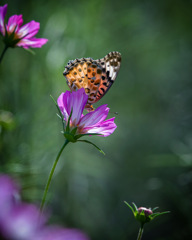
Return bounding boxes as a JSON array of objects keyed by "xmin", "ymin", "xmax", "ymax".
[
  {"xmin": 0, "ymin": 4, "xmax": 7, "ymax": 35},
  {"xmin": 84, "ymin": 117, "xmax": 117, "ymax": 137},
  {"xmin": 57, "ymin": 89, "xmax": 88, "ymax": 126},
  {"xmin": 18, "ymin": 20, "xmax": 40, "ymax": 38},
  {"xmin": 57, "ymin": 91, "xmax": 71, "ymax": 121},
  {"xmin": 70, "ymin": 88, "xmax": 88, "ymax": 125},
  {"xmin": 79, "ymin": 104, "xmax": 109, "ymax": 127},
  {"xmin": 17, "ymin": 37, "xmax": 48, "ymax": 48},
  {"xmin": 57, "ymin": 93, "xmax": 65, "ymax": 114},
  {"xmin": 0, "ymin": 4, "xmax": 7, "ymax": 24},
  {"xmin": 6, "ymin": 15, "xmax": 23, "ymax": 33}
]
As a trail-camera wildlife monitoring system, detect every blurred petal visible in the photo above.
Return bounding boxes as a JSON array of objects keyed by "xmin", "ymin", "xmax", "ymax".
[
  {"xmin": 6, "ymin": 14, "xmax": 23, "ymax": 33},
  {"xmin": 0, "ymin": 175, "xmax": 20, "ymax": 219},
  {"xmin": 1, "ymin": 203, "xmax": 46, "ymax": 240},
  {"xmin": 0, "ymin": 174, "xmax": 90, "ymax": 240},
  {"xmin": 35, "ymin": 226, "xmax": 90, "ymax": 240},
  {"xmin": 0, "ymin": 4, "xmax": 7, "ymax": 35},
  {"xmin": 16, "ymin": 37, "xmax": 48, "ymax": 48},
  {"xmin": 18, "ymin": 20, "xmax": 40, "ymax": 38}
]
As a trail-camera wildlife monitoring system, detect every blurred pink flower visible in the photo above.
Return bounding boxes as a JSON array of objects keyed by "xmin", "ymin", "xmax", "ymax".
[
  {"xmin": 1, "ymin": 203, "xmax": 46, "ymax": 240},
  {"xmin": 34, "ymin": 226, "xmax": 90, "ymax": 240},
  {"xmin": 0, "ymin": 174, "xmax": 20, "ymax": 206},
  {"xmin": 0, "ymin": 174, "xmax": 90, "ymax": 240},
  {"xmin": 57, "ymin": 88, "xmax": 117, "ymax": 138},
  {"xmin": 0, "ymin": 174, "xmax": 20, "ymax": 220},
  {"xmin": 0, "ymin": 4, "xmax": 48, "ymax": 48}
]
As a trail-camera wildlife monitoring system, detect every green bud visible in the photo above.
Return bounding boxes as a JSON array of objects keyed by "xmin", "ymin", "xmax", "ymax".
[
  {"xmin": 136, "ymin": 207, "xmax": 153, "ymax": 224},
  {"xmin": 124, "ymin": 202, "xmax": 170, "ymax": 226}
]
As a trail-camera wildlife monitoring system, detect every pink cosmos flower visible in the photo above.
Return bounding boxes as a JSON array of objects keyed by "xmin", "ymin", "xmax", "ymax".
[
  {"xmin": 57, "ymin": 88, "xmax": 117, "ymax": 138},
  {"xmin": 0, "ymin": 4, "xmax": 48, "ymax": 48}
]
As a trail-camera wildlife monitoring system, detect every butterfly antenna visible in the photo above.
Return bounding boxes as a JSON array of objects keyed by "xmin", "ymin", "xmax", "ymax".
[{"xmin": 109, "ymin": 111, "xmax": 118, "ymax": 115}]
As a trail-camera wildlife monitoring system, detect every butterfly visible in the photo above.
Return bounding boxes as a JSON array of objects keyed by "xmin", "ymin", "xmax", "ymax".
[{"xmin": 63, "ymin": 51, "xmax": 121, "ymax": 112}]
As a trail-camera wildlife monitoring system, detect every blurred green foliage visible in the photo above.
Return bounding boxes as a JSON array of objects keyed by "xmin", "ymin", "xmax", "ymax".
[{"xmin": 1, "ymin": 0, "xmax": 192, "ymax": 239}]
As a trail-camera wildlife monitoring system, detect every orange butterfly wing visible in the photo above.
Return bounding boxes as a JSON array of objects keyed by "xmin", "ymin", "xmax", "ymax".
[{"xmin": 63, "ymin": 51, "xmax": 121, "ymax": 111}]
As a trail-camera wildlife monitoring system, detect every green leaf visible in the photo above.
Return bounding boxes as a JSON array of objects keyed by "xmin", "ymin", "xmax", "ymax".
[{"xmin": 77, "ymin": 139, "xmax": 105, "ymax": 155}]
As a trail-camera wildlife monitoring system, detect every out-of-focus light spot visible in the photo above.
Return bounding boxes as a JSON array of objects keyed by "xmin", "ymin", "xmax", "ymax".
[
  {"xmin": 46, "ymin": 43, "xmax": 66, "ymax": 70},
  {"xmin": 147, "ymin": 177, "xmax": 162, "ymax": 190},
  {"xmin": 44, "ymin": 12, "xmax": 68, "ymax": 40}
]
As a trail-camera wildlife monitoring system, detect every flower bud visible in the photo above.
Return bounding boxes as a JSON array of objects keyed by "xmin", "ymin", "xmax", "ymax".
[
  {"xmin": 136, "ymin": 207, "xmax": 153, "ymax": 224},
  {"xmin": 124, "ymin": 201, "xmax": 170, "ymax": 226},
  {"xmin": 138, "ymin": 207, "xmax": 153, "ymax": 216}
]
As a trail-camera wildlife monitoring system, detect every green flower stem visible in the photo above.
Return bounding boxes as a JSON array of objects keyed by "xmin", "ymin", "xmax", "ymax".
[
  {"xmin": 0, "ymin": 45, "xmax": 9, "ymax": 63},
  {"xmin": 137, "ymin": 225, "xmax": 144, "ymax": 240},
  {"xmin": 40, "ymin": 139, "xmax": 69, "ymax": 212}
]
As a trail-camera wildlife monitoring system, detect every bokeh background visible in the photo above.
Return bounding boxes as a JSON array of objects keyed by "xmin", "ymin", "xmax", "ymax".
[{"xmin": 1, "ymin": 0, "xmax": 192, "ymax": 239}]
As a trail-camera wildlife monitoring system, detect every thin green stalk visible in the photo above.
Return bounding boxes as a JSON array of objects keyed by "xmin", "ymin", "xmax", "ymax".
[
  {"xmin": 40, "ymin": 139, "xmax": 69, "ymax": 212},
  {"xmin": 137, "ymin": 225, "xmax": 144, "ymax": 240},
  {"xmin": 0, "ymin": 45, "xmax": 9, "ymax": 63}
]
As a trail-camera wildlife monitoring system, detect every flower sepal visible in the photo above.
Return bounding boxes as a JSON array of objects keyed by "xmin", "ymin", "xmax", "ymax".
[
  {"xmin": 63, "ymin": 129, "xmax": 105, "ymax": 154},
  {"xmin": 64, "ymin": 130, "xmax": 77, "ymax": 143},
  {"xmin": 63, "ymin": 130, "xmax": 105, "ymax": 154},
  {"xmin": 3, "ymin": 29, "xmax": 21, "ymax": 48},
  {"xmin": 63, "ymin": 109, "xmax": 78, "ymax": 143},
  {"xmin": 63, "ymin": 110, "xmax": 105, "ymax": 153}
]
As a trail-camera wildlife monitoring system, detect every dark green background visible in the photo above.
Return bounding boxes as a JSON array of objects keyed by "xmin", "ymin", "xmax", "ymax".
[{"xmin": 1, "ymin": 0, "xmax": 192, "ymax": 239}]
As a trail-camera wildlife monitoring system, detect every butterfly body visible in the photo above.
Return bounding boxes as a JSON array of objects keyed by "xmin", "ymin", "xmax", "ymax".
[{"xmin": 63, "ymin": 51, "xmax": 121, "ymax": 111}]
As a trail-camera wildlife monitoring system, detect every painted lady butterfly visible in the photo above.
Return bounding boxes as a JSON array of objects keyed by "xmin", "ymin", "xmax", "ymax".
[{"xmin": 63, "ymin": 51, "xmax": 121, "ymax": 111}]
